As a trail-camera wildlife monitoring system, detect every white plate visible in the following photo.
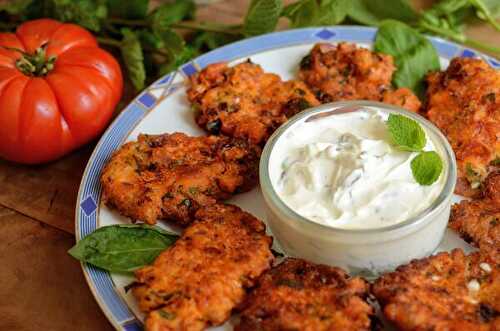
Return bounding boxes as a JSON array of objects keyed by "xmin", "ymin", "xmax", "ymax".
[{"xmin": 75, "ymin": 26, "xmax": 500, "ymax": 331}]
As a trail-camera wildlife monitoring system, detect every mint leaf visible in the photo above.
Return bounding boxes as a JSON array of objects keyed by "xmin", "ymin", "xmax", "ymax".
[
  {"xmin": 411, "ymin": 151, "xmax": 443, "ymax": 185},
  {"xmin": 387, "ymin": 113, "xmax": 426, "ymax": 152},
  {"xmin": 243, "ymin": 0, "xmax": 283, "ymax": 36},
  {"xmin": 120, "ymin": 28, "xmax": 146, "ymax": 91}
]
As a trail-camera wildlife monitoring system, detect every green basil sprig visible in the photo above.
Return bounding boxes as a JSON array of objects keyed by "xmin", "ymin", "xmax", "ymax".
[
  {"xmin": 69, "ymin": 224, "xmax": 178, "ymax": 273},
  {"xmin": 375, "ymin": 20, "xmax": 441, "ymax": 98}
]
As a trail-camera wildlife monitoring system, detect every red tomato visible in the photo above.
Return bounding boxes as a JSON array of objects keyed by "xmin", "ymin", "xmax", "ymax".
[{"xmin": 0, "ymin": 19, "xmax": 123, "ymax": 164}]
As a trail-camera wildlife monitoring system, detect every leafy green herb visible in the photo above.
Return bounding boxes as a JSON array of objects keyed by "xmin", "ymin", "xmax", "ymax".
[
  {"xmin": 35, "ymin": 0, "xmax": 107, "ymax": 31},
  {"xmin": 149, "ymin": 0, "xmax": 195, "ymax": 32},
  {"xmin": 491, "ymin": 157, "xmax": 500, "ymax": 166},
  {"xmin": 206, "ymin": 119, "xmax": 222, "ymax": 134},
  {"xmin": 180, "ymin": 198, "xmax": 192, "ymax": 208},
  {"xmin": 68, "ymin": 224, "xmax": 178, "ymax": 273},
  {"xmin": 411, "ymin": 151, "xmax": 444, "ymax": 185},
  {"xmin": 0, "ymin": 0, "xmax": 33, "ymax": 15},
  {"xmin": 120, "ymin": 28, "xmax": 146, "ymax": 91},
  {"xmin": 387, "ymin": 114, "xmax": 426, "ymax": 152},
  {"xmin": 283, "ymin": 0, "xmax": 350, "ymax": 28},
  {"xmin": 155, "ymin": 27, "xmax": 185, "ymax": 57},
  {"xmin": 417, "ymin": 0, "xmax": 500, "ymax": 55},
  {"xmin": 470, "ymin": 0, "xmax": 500, "ymax": 31},
  {"xmin": 107, "ymin": 0, "xmax": 148, "ymax": 19},
  {"xmin": 375, "ymin": 20, "xmax": 441, "ymax": 97},
  {"xmin": 243, "ymin": 0, "xmax": 283, "ymax": 36},
  {"xmin": 158, "ymin": 310, "xmax": 177, "ymax": 320},
  {"xmin": 348, "ymin": 0, "xmax": 418, "ymax": 26}
]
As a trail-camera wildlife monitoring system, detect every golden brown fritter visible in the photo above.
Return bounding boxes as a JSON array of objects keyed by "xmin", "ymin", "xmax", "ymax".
[
  {"xmin": 187, "ymin": 60, "xmax": 320, "ymax": 145},
  {"xmin": 424, "ymin": 57, "xmax": 500, "ymax": 197},
  {"xmin": 298, "ymin": 42, "xmax": 422, "ymax": 112},
  {"xmin": 382, "ymin": 87, "xmax": 422, "ymax": 113},
  {"xmin": 132, "ymin": 204, "xmax": 274, "ymax": 331},
  {"xmin": 236, "ymin": 258, "xmax": 375, "ymax": 331},
  {"xmin": 373, "ymin": 249, "xmax": 500, "ymax": 331},
  {"xmin": 100, "ymin": 133, "xmax": 260, "ymax": 225},
  {"xmin": 450, "ymin": 171, "xmax": 500, "ymax": 261}
]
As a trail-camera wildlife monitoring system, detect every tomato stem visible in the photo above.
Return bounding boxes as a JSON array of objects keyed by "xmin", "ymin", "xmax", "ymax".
[{"xmin": 2, "ymin": 44, "xmax": 57, "ymax": 77}]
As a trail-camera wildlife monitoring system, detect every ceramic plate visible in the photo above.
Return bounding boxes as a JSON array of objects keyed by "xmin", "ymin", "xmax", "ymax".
[{"xmin": 75, "ymin": 26, "xmax": 500, "ymax": 331}]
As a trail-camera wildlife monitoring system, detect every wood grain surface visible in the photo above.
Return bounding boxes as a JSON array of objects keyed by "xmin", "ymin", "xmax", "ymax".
[{"xmin": 0, "ymin": 1, "xmax": 498, "ymax": 330}]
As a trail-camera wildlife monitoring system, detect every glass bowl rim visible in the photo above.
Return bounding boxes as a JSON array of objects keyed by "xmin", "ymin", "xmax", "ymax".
[{"xmin": 259, "ymin": 100, "xmax": 457, "ymax": 235}]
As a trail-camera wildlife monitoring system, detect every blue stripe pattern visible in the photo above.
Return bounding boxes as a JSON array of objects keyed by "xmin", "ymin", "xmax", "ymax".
[{"xmin": 76, "ymin": 26, "xmax": 499, "ymax": 330}]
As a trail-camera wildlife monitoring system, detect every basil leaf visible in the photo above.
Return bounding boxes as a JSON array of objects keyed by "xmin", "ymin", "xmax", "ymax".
[
  {"xmin": 374, "ymin": 20, "xmax": 440, "ymax": 97},
  {"xmin": 349, "ymin": 0, "xmax": 418, "ymax": 26},
  {"xmin": 138, "ymin": 29, "xmax": 163, "ymax": 50},
  {"xmin": 149, "ymin": 0, "xmax": 195, "ymax": 31},
  {"xmin": 120, "ymin": 28, "xmax": 146, "ymax": 91},
  {"xmin": 283, "ymin": 0, "xmax": 350, "ymax": 28},
  {"xmin": 387, "ymin": 113, "xmax": 426, "ymax": 152},
  {"xmin": 69, "ymin": 224, "xmax": 178, "ymax": 273},
  {"xmin": 243, "ymin": 0, "xmax": 283, "ymax": 36},
  {"xmin": 411, "ymin": 151, "xmax": 443, "ymax": 185},
  {"xmin": 347, "ymin": 0, "xmax": 381, "ymax": 26},
  {"xmin": 156, "ymin": 28, "xmax": 185, "ymax": 55},
  {"xmin": 107, "ymin": 0, "xmax": 149, "ymax": 19}
]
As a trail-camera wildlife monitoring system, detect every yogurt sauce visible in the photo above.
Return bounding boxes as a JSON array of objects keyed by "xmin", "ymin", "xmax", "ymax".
[{"xmin": 270, "ymin": 108, "xmax": 446, "ymax": 229}]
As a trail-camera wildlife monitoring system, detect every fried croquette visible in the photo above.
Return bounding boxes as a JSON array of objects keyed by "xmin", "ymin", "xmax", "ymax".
[
  {"xmin": 236, "ymin": 258, "xmax": 375, "ymax": 331},
  {"xmin": 425, "ymin": 57, "xmax": 500, "ymax": 197},
  {"xmin": 298, "ymin": 42, "xmax": 422, "ymax": 112},
  {"xmin": 373, "ymin": 249, "xmax": 500, "ymax": 331},
  {"xmin": 187, "ymin": 60, "xmax": 320, "ymax": 145},
  {"xmin": 100, "ymin": 133, "xmax": 260, "ymax": 225},
  {"xmin": 450, "ymin": 171, "xmax": 500, "ymax": 261},
  {"xmin": 132, "ymin": 204, "xmax": 274, "ymax": 331}
]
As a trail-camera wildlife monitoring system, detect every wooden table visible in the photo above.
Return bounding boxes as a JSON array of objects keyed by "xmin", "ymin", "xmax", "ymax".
[{"xmin": 1, "ymin": 1, "xmax": 498, "ymax": 330}]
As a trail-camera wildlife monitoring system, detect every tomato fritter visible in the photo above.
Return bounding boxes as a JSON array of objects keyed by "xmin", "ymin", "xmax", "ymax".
[
  {"xmin": 424, "ymin": 57, "xmax": 500, "ymax": 197},
  {"xmin": 187, "ymin": 60, "xmax": 320, "ymax": 145},
  {"xmin": 298, "ymin": 42, "xmax": 422, "ymax": 112},
  {"xmin": 132, "ymin": 204, "xmax": 274, "ymax": 331},
  {"xmin": 101, "ymin": 133, "xmax": 260, "ymax": 225},
  {"xmin": 450, "ymin": 171, "xmax": 500, "ymax": 261},
  {"xmin": 373, "ymin": 249, "xmax": 500, "ymax": 331},
  {"xmin": 236, "ymin": 258, "xmax": 375, "ymax": 331}
]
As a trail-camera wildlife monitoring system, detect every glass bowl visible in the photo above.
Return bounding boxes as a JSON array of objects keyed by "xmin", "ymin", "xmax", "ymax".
[{"xmin": 259, "ymin": 101, "xmax": 457, "ymax": 276}]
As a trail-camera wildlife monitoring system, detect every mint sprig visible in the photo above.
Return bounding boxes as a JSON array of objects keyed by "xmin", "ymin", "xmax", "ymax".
[
  {"xmin": 387, "ymin": 113, "xmax": 426, "ymax": 152},
  {"xmin": 411, "ymin": 151, "xmax": 444, "ymax": 185},
  {"xmin": 387, "ymin": 113, "xmax": 443, "ymax": 186}
]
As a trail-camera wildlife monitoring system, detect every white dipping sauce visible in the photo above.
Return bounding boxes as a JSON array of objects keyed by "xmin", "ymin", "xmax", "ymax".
[{"xmin": 270, "ymin": 108, "xmax": 445, "ymax": 229}]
